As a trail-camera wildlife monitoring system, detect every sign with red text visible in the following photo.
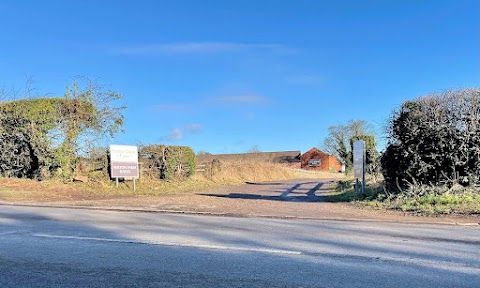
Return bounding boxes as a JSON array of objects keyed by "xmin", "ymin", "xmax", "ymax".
[{"xmin": 109, "ymin": 145, "xmax": 139, "ymax": 178}]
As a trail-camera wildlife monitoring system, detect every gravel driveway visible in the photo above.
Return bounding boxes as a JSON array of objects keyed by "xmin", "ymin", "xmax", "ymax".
[{"xmin": 7, "ymin": 179, "xmax": 479, "ymax": 225}]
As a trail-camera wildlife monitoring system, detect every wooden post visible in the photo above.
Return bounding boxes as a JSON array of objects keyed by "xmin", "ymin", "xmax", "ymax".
[{"xmin": 138, "ymin": 162, "xmax": 143, "ymax": 181}]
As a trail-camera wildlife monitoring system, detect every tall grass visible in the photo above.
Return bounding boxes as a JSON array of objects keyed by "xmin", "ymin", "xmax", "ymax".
[
  {"xmin": 197, "ymin": 162, "xmax": 345, "ymax": 183},
  {"xmin": 198, "ymin": 162, "xmax": 297, "ymax": 184},
  {"xmin": 0, "ymin": 162, "xmax": 344, "ymax": 201}
]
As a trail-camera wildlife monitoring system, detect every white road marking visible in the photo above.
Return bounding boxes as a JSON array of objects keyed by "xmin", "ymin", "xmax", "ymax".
[
  {"xmin": 0, "ymin": 230, "xmax": 23, "ymax": 236},
  {"xmin": 26, "ymin": 234, "xmax": 480, "ymax": 274},
  {"xmin": 32, "ymin": 233, "xmax": 303, "ymax": 255}
]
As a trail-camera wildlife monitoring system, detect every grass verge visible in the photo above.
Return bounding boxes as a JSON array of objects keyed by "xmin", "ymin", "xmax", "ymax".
[
  {"xmin": 0, "ymin": 163, "xmax": 343, "ymax": 202},
  {"xmin": 329, "ymin": 181, "xmax": 480, "ymax": 215}
]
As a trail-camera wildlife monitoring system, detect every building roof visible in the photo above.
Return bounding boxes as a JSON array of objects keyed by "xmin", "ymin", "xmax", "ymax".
[
  {"xmin": 196, "ymin": 150, "xmax": 301, "ymax": 164},
  {"xmin": 301, "ymin": 147, "xmax": 329, "ymax": 157}
]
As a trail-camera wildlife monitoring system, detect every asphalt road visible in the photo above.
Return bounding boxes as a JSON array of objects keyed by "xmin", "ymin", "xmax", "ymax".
[{"xmin": 0, "ymin": 205, "xmax": 479, "ymax": 287}]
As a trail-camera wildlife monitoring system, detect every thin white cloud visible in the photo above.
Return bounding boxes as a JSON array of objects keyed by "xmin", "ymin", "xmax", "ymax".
[
  {"xmin": 165, "ymin": 124, "xmax": 203, "ymax": 141},
  {"xmin": 114, "ymin": 42, "xmax": 294, "ymax": 55},
  {"xmin": 167, "ymin": 128, "xmax": 183, "ymax": 141},
  {"xmin": 210, "ymin": 95, "xmax": 270, "ymax": 104},
  {"xmin": 185, "ymin": 123, "xmax": 203, "ymax": 133}
]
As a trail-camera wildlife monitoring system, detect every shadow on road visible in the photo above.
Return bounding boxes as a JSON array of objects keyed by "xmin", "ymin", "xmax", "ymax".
[
  {"xmin": 200, "ymin": 180, "xmax": 342, "ymax": 203},
  {"xmin": 198, "ymin": 192, "xmax": 330, "ymax": 202},
  {"xmin": 1, "ymin": 204, "xmax": 479, "ymax": 287}
]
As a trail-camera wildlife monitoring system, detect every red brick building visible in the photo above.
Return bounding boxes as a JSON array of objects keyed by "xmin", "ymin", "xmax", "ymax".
[{"xmin": 300, "ymin": 147, "xmax": 342, "ymax": 172}]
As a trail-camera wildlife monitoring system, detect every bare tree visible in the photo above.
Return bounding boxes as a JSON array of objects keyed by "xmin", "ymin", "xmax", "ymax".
[
  {"xmin": 323, "ymin": 120, "xmax": 376, "ymax": 172},
  {"xmin": 247, "ymin": 145, "xmax": 261, "ymax": 153},
  {"xmin": 55, "ymin": 77, "xmax": 126, "ymax": 177}
]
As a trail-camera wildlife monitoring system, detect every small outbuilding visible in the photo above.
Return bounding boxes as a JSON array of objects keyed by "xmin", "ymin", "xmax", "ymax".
[{"xmin": 301, "ymin": 147, "xmax": 342, "ymax": 172}]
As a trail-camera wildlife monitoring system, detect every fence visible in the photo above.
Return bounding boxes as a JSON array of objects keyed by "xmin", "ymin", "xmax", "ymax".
[{"xmin": 291, "ymin": 168, "xmax": 346, "ymax": 179}]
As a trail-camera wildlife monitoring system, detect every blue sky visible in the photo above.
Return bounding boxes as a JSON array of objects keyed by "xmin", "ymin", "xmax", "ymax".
[{"xmin": 1, "ymin": 0, "xmax": 478, "ymax": 154}]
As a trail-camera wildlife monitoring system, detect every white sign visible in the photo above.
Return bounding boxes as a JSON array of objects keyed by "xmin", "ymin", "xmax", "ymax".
[
  {"xmin": 353, "ymin": 140, "xmax": 365, "ymax": 180},
  {"xmin": 109, "ymin": 145, "xmax": 139, "ymax": 178}
]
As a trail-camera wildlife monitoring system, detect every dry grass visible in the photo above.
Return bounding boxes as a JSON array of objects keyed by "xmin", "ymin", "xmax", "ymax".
[
  {"xmin": 290, "ymin": 168, "xmax": 346, "ymax": 180},
  {"xmin": 205, "ymin": 162, "xmax": 297, "ymax": 184},
  {"xmin": 197, "ymin": 162, "xmax": 345, "ymax": 183},
  {"xmin": 0, "ymin": 162, "xmax": 345, "ymax": 202}
]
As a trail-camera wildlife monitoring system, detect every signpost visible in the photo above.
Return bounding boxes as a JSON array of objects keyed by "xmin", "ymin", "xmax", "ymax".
[
  {"xmin": 353, "ymin": 140, "xmax": 365, "ymax": 193},
  {"xmin": 109, "ymin": 145, "xmax": 139, "ymax": 191}
]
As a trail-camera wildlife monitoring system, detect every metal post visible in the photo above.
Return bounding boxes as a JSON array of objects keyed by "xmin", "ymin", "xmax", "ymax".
[
  {"xmin": 133, "ymin": 178, "xmax": 136, "ymax": 191},
  {"xmin": 362, "ymin": 145, "xmax": 367, "ymax": 193},
  {"xmin": 115, "ymin": 177, "xmax": 119, "ymax": 188},
  {"xmin": 362, "ymin": 163, "xmax": 366, "ymax": 194}
]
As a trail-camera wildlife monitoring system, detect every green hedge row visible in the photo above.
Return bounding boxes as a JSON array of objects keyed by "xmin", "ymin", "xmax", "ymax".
[{"xmin": 139, "ymin": 144, "xmax": 196, "ymax": 180}]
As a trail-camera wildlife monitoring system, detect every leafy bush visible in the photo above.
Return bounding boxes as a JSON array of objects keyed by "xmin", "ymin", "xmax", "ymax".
[
  {"xmin": 382, "ymin": 88, "xmax": 480, "ymax": 191},
  {"xmin": 0, "ymin": 79, "xmax": 125, "ymax": 180},
  {"xmin": 0, "ymin": 98, "xmax": 61, "ymax": 179}
]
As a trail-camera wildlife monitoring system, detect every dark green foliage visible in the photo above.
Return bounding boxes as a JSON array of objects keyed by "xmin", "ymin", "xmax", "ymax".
[
  {"xmin": 382, "ymin": 88, "xmax": 480, "ymax": 191},
  {"xmin": 0, "ymin": 97, "xmax": 97, "ymax": 179},
  {"xmin": 139, "ymin": 144, "xmax": 196, "ymax": 180},
  {"xmin": 0, "ymin": 98, "xmax": 61, "ymax": 179},
  {"xmin": 0, "ymin": 79, "xmax": 125, "ymax": 180}
]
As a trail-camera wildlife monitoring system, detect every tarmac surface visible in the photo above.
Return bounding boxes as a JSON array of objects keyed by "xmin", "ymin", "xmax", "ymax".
[{"xmin": 1, "ymin": 205, "xmax": 479, "ymax": 287}]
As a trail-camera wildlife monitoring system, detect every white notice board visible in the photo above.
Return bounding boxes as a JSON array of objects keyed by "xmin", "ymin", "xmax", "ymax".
[{"xmin": 109, "ymin": 145, "xmax": 139, "ymax": 178}]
